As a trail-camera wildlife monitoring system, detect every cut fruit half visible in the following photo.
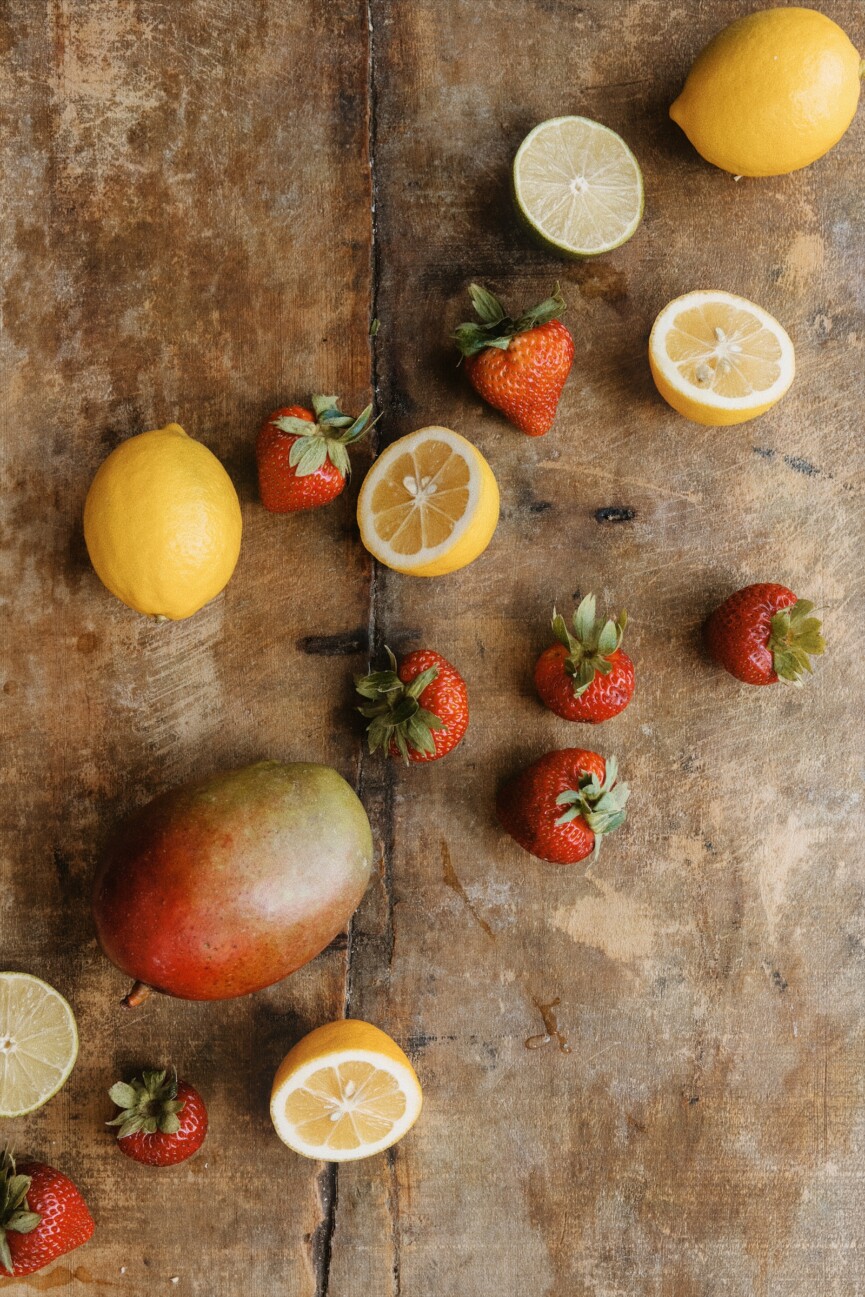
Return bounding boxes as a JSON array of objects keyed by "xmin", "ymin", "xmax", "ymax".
[
  {"xmin": 270, "ymin": 1019, "xmax": 423, "ymax": 1162},
  {"xmin": 513, "ymin": 116, "xmax": 644, "ymax": 257},
  {"xmin": 0, "ymin": 973, "xmax": 79, "ymax": 1117},
  {"xmin": 357, "ymin": 426, "xmax": 500, "ymax": 577},
  {"xmin": 649, "ymin": 290, "xmax": 795, "ymax": 426}
]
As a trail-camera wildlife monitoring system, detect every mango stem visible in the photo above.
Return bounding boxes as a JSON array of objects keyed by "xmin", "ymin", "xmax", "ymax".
[{"xmin": 122, "ymin": 981, "xmax": 153, "ymax": 1009}]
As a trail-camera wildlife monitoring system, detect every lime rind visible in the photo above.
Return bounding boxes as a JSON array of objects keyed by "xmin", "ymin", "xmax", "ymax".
[
  {"xmin": 513, "ymin": 115, "xmax": 644, "ymax": 258},
  {"xmin": 0, "ymin": 972, "xmax": 79, "ymax": 1117}
]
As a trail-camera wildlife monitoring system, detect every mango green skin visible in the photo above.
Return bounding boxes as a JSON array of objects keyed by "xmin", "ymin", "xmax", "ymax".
[{"xmin": 92, "ymin": 761, "xmax": 374, "ymax": 1001}]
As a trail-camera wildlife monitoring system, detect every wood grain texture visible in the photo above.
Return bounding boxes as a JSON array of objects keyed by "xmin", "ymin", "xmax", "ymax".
[
  {"xmin": 1, "ymin": 0, "xmax": 864, "ymax": 1294},
  {"xmin": 1, "ymin": 0, "xmax": 372, "ymax": 1292}
]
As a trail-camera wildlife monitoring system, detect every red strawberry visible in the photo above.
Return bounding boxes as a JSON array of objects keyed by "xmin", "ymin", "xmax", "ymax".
[
  {"xmin": 0, "ymin": 1150, "xmax": 93, "ymax": 1277},
  {"xmin": 535, "ymin": 595, "xmax": 634, "ymax": 723},
  {"xmin": 704, "ymin": 583, "xmax": 825, "ymax": 686},
  {"xmin": 108, "ymin": 1068, "xmax": 208, "ymax": 1167},
  {"xmin": 356, "ymin": 648, "xmax": 468, "ymax": 763},
  {"xmin": 497, "ymin": 749, "xmax": 629, "ymax": 865},
  {"xmin": 453, "ymin": 283, "xmax": 574, "ymax": 436},
  {"xmin": 256, "ymin": 394, "xmax": 373, "ymax": 512}
]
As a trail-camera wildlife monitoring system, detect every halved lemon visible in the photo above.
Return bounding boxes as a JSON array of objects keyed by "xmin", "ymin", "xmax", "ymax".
[
  {"xmin": 513, "ymin": 116, "xmax": 644, "ymax": 258},
  {"xmin": 357, "ymin": 426, "xmax": 499, "ymax": 576},
  {"xmin": 649, "ymin": 290, "xmax": 795, "ymax": 426},
  {"xmin": 0, "ymin": 973, "xmax": 79, "ymax": 1117},
  {"xmin": 270, "ymin": 1019, "xmax": 423, "ymax": 1162}
]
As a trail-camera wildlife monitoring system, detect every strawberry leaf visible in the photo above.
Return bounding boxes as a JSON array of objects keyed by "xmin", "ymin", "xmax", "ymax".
[
  {"xmin": 355, "ymin": 649, "xmax": 445, "ymax": 764},
  {"xmin": 0, "ymin": 1151, "xmax": 40, "ymax": 1273},
  {"xmin": 468, "ymin": 283, "xmax": 506, "ymax": 326},
  {"xmin": 769, "ymin": 598, "xmax": 826, "ymax": 685},
  {"xmin": 553, "ymin": 758, "xmax": 629, "ymax": 859},
  {"xmin": 6, "ymin": 1210, "xmax": 40, "ymax": 1233},
  {"xmin": 292, "ymin": 438, "xmax": 330, "ymax": 477},
  {"xmin": 312, "ymin": 394, "xmax": 341, "ymax": 418},
  {"xmin": 108, "ymin": 1082, "xmax": 138, "ymax": 1109},
  {"xmin": 549, "ymin": 595, "xmax": 628, "ymax": 697},
  {"xmin": 454, "ymin": 282, "xmax": 567, "ymax": 357},
  {"xmin": 273, "ymin": 415, "xmax": 317, "ymax": 436}
]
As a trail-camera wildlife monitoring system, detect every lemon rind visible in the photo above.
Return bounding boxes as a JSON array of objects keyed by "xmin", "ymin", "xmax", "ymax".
[
  {"xmin": 270, "ymin": 1048, "xmax": 423, "ymax": 1162},
  {"xmin": 649, "ymin": 289, "xmax": 795, "ymax": 412},
  {"xmin": 357, "ymin": 427, "xmax": 491, "ymax": 573}
]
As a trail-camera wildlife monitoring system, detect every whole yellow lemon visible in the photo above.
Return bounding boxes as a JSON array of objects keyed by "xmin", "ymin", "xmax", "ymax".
[
  {"xmin": 670, "ymin": 7, "xmax": 862, "ymax": 176},
  {"xmin": 84, "ymin": 424, "xmax": 242, "ymax": 620}
]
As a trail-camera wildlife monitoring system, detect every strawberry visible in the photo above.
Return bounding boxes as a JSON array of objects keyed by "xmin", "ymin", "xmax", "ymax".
[
  {"xmin": 704, "ymin": 583, "xmax": 825, "ymax": 686},
  {"xmin": 356, "ymin": 648, "xmax": 468, "ymax": 763},
  {"xmin": 535, "ymin": 595, "xmax": 634, "ymax": 723},
  {"xmin": 497, "ymin": 749, "xmax": 629, "ymax": 865},
  {"xmin": 256, "ymin": 394, "xmax": 373, "ymax": 512},
  {"xmin": 0, "ymin": 1149, "xmax": 94, "ymax": 1277},
  {"xmin": 108, "ymin": 1068, "xmax": 208, "ymax": 1167},
  {"xmin": 453, "ymin": 283, "xmax": 574, "ymax": 436}
]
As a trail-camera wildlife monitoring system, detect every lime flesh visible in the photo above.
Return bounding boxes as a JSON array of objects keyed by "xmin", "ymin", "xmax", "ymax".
[
  {"xmin": 0, "ymin": 972, "xmax": 79, "ymax": 1116},
  {"xmin": 513, "ymin": 116, "xmax": 644, "ymax": 257}
]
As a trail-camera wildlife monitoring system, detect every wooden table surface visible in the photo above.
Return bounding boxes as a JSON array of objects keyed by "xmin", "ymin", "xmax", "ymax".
[{"xmin": 2, "ymin": 1, "xmax": 864, "ymax": 1293}]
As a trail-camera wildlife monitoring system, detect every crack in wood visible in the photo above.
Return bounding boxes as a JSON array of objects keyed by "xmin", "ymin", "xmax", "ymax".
[
  {"xmin": 386, "ymin": 1147, "xmax": 403, "ymax": 1297},
  {"xmin": 595, "ymin": 505, "xmax": 636, "ymax": 524},
  {"xmin": 297, "ymin": 628, "xmax": 370, "ymax": 657},
  {"xmin": 310, "ymin": 1163, "xmax": 338, "ymax": 1297}
]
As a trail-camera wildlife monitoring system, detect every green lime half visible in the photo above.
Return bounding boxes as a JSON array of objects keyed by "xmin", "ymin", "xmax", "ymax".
[
  {"xmin": 513, "ymin": 116, "xmax": 644, "ymax": 258},
  {"xmin": 0, "ymin": 972, "xmax": 79, "ymax": 1117}
]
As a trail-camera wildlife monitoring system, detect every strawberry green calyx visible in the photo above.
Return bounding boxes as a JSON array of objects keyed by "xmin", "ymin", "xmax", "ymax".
[
  {"xmin": 273, "ymin": 395, "xmax": 375, "ymax": 479},
  {"xmin": 554, "ymin": 756, "xmax": 630, "ymax": 858},
  {"xmin": 0, "ymin": 1150, "xmax": 40, "ymax": 1274},
  {"xmin": 453, "ymin": 282, "xmax": 566, "ymax": 358},
  {"xmin": 355, "ymin": 647, "xmax": 444, "ymax": 763},
  {"xmin": 552, "ymin": 594, "xmax": 627, "ymax": 696},
  {"xmin": 768, "ymin": 599, "xmax": 826, "ymax": 685},
  {"xmin": 107, "ymin": 1069, "xmax": 186, "ymax": 1140}
]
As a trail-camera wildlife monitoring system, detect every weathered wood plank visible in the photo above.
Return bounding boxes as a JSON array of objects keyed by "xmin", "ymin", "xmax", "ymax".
[
  {"xmin": 3, "ymin": 0, "xmax": 865, "ymax": 1294},
  {"xmin": 0, "ymin": 1, "xmax": 372, "ymax": 1292},
  {"xmin": 333, "ymin": 2, "xmax": 865, "ymax": 1295}
]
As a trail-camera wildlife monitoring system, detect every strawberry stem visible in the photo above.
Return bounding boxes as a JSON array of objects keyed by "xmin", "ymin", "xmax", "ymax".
[
  {"xmin": 554, "ymin": 756, "xmax": 629, "ymax": 859},
  {"xmin": 0, "ymin": 1150, "xmax": 41, "ymax": 1276},
  {"xmin": 551, "ymin": 595, "xmax": 627, "ymax": 697},
  {"xmin": 768, "ymin": 599, "xmax": 825, "ymax": 686},
  {"xmin": 273, "ymin": 396, "xmax": 377, "ymax": 479},
  {"xmin": 355, "ymin": 648, "xmax": 445, "ymax": 764},
  {"xmin": 453, "ymin": 283, "xmax": 566, "ymax": 357}
]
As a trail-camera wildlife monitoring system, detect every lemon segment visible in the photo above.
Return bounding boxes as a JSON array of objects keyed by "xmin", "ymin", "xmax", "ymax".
[
  {"xmin": 84, "ymin": 424, "xmax": 242, "ymax": 621},
  {"xmin": 649, "ymin": 290, "xmax": 795, "ymax": 426},
  {"xmin": 670, "ymin": 8, "xmax": 862, "ymax": 177},
  {"xmin": 513, "ymin": 116, "xmax": 644, "ymax": 257},
  {"xmin": 357, "ymin": 427, "xmax": 499, "ymax": 576},
  {"xmin": 0, "ymin": 973, "xmax": 79, "ymax": 1117},
  {"xmin": 270, "ymin": 1019, "xmax": 423, "ymax": 1162}
]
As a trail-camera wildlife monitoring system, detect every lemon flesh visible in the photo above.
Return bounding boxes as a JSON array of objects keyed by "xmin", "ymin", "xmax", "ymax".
[
  {"xmin": 513, "ymin": 116, "xmax": 643, "ymax": 257},
  {"xmin": 670, "ymin": 7, "xmax": 862, "ymax": 177},
  {"xmin": 357, "ymin": 427, "xmax": 499, "ymax": 577},
  {"xmin": 649, "ymin": 290, "xmax": 795, "ymax": 426},
  {"xmin": 84, "ymin": 424, "xmax": 242, "ymax": 620},
  {"xmin": 0, "ymin": 973, "xmax": 79, "ymax": 1117},
  {"xmin": 270, "ymin": 1019, "xmax": 422, "ymax": 1162}
]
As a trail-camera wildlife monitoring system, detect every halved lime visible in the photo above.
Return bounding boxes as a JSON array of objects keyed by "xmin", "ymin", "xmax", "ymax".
[
  {"xmin": 0, "ymin": 973, "xmax": 79, "ymax": 1117},
  {"xmin": 513, "ymin": 116, "xmax": 644, "ymax": 258}
]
